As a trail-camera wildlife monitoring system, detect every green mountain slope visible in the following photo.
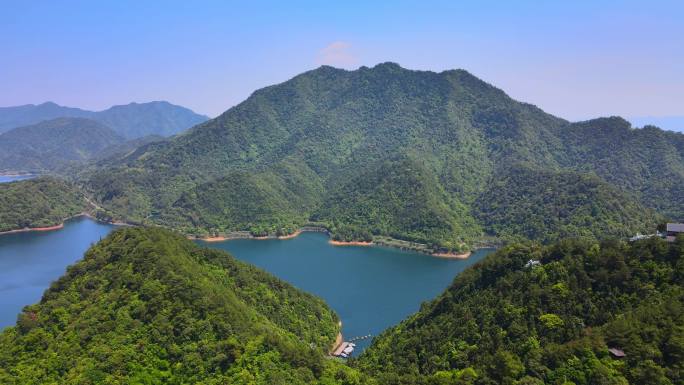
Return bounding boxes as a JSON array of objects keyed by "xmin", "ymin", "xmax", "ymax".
[
  {"xmin": 559, "ymin": 117, "xmax": 684, "ymax": 219},
  {"xmin": 92, "ymin": 135, "xmax": 166, "ymax": 163},
  {"xmin": 313, "ymin": 155, "xmax": 480, "ymax": 250},
  {"xmin": 356, "ymin": 236, "xmax": 684, "ymax": 385},
  {"xmin": 170, "ymin": 160, "xmax": 324, "ymax": 236},
  {"xmin": 0, "ymin": 177, "xmax": 88, "ymax": 232},
  {"xmin": 475, "ymin": 164, "xmax": 662, "ymax": 243},
  {"xmin": 0, "ymin": 227, "xmax": 364, "ymax": 384},
  {"xmin": 83, "ymin": 63, "xmax": 682, "ymax": 248},
  {"xmin": 0, "ymin": 117, "xmax": 125, "ymax": 173}
]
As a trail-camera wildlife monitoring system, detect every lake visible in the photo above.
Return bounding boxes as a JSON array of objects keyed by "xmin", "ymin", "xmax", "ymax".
[
  {"xmin": 200, "ymin": 233, "xmax": 493, "ymax": 352},
  {"xmin": 0, "ymin": 218, "xmax": 494, "ymax": 354},
  {"xmin": 0, "ymin": 217, "xmax": 114, "ymax": 327},
  {"xmin": 0, "ymin": 174, "xmax": 35, "ymax": 183}
]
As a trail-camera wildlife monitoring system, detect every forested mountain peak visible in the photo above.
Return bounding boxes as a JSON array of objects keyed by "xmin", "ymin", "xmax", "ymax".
[{"xmin": 84, "ymin": 64, "xmax": 683, "ymax": 249}]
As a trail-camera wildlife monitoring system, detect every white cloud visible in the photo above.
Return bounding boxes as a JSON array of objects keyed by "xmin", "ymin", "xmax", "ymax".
[{"xmin": 316, "ymin": 41, "xmax": 358, "ymax": 68}]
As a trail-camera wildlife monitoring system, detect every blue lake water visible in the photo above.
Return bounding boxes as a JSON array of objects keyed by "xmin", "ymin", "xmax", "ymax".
[
  {"xmin": 200, "ymin": 233, "xmax": 494, "ymax": 352},
  {"xmin": 0, "ymin": 174, "xmax": 35, "ymax": 183},
  {"xmin": 0, "ymin": 217, "xmax": 114, "ymax": 327},
  {"xmin": 0, "ymin": 218, "xmax": 494, "ymax": 354}
]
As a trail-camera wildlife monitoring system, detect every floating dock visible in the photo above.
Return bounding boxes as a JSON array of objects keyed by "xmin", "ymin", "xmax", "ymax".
[{"xmin": 348, "ymin": 334, "xmax": 371, "ymax": 342}]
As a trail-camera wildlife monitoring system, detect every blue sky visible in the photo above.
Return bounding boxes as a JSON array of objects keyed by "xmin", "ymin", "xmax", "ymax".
[{"xmin": 1, "ymin": 0, "xmax": 682, "ymax": 122}]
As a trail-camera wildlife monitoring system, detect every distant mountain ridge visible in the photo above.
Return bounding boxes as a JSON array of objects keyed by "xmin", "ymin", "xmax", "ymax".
[
  {"xmin": 84, "ymin": 63, "xmax": 683, "ymax": 250},
  {"xmin": 0, "ymin": 117, "xmax": 125, "ymax": 173},
  {"xmin": 93, "ymin": 101, "xmax": 209, "ymax": 138},
  {"xmin": 0, "ymin": 102, "xmax": 91, "ymax": 133},
  {"xmin": 0, "ymin": 101, "xmax": 209, "ymax": 138}
]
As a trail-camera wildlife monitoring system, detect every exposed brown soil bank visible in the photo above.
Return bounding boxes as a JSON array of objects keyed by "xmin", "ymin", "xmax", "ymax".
[
  {"xmin": 329, "ymin": 240, "xmax": 373, "ymax": 246},
  {"xmin": 0, "ymin": 223, "xmax": 64, "ymax": 235},
  {"xmin": 431, "ymin": 251, "xmax": 472, "ymax": 259}
]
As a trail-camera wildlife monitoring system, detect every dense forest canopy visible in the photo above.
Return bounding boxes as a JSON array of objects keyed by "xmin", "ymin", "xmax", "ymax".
[
  {"xmin": 1, "ymin": 218, "xmax": 681, "ymax": 384},
  {"xmin": 474, "ymin": 164, "xmax": 663, "ymax": 243},
  {"xmin": 356, "ymin": 236, "xmax": 684, "ymax": 385},
  {"xmin": 0, "ymin": 177, "xmax": 88, "ymax": 232},
  {"xmin": 81, "ymin": 63, "xmax": 682, "ymax": 250}
]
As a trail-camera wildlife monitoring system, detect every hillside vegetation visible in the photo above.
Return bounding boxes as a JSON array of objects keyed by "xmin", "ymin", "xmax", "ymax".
[
  {"xmin": 475, "ymin": 164, "xmax": 663, "ymax": 243},
  {"xmin": 171, "ymin": 159, "xmax": 324, "ymax": 236},
  {"xmin": 1, "ymin": 225, "xmax": 680, "ymax": 384},
  {"xmin": 0, "ymin": 177, "xmax": 87, "ymax": 232},
  {"xmin": 82, "ymin": 63, "xmax": 682, "ymax": 249},
  {"xmin": 313, "ymin": 155, "xmax": 480, "ymax": 250},
  {"xmin": 0, "ymin": 227, "xmax": 368, "ymax": 385},
  {"xmin": 356, "ymin": 236, "xmax": 684, "ymax": 385}
]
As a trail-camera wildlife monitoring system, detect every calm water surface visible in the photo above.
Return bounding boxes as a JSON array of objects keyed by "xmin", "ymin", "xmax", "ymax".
[
  {"xmin": 0, "ymin": 175, "xmax": 35, "ymax": 183},
  {"xmin": 0, "ymin": 218, "xmax": 494, "ymax": 355},
  {"xmin": 0, "ymin": 217, "xmax": 114, "ymax": 327},
  {"xmin": 200, "ymin": 232, "xmax": 494, "ymax": 352}
]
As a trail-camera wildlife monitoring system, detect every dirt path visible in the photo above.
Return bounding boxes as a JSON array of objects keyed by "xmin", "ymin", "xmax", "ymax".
[{"xmin": 329, "ymin": 321, "xmax": 344, "ymax": 354}]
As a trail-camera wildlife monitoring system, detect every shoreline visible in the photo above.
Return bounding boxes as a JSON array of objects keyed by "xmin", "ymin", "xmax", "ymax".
[
  {"xmin": 277, "ymin": 230, "xmax": 302, "ymax": 240},
  {"xmin": 0, "ymin": 172, "xmax": 36, "ymax": 177},
  {"xmin": 431, "ymin": 251, "xmax": 472, "ymax": 259},
  {"xmin": 329, "ymin": 240, "xmax": 373, "ymax": 246},
  {"xmin": 194, "ymin": 226, "xmax": 483, "ymax": 259},
  {"xmin": 1, "ymin": 212, "xmax": 486, "ymax": 259},
  {"xmin": 0, "ymin": 223, "xmax": 64, "ymax": 235},
  {"xmin": 200, "ymin": 236, "xmax": 228, "ymax": 242},
  {"xmin": 195, "ymin": 229, "xmax": 305, "ymax": 243},
  {"xmin": 0, "ymin": 213, "xmax": 131, "ymax": 237}
]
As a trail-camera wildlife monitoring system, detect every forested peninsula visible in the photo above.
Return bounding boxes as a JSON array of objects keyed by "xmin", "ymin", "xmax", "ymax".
[{"xmin": 0, "ymin": 177, "xmax": 89, "ymax": 233}]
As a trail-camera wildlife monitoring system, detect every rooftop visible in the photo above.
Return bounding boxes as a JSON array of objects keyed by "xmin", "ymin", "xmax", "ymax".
[
  {"xmin": 332, "ymin": 342, "xmax": 351, "ymax": 357},
  {"xmin": 667, "ymin": 223, "xmax": 684, "ymax": 232}
]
